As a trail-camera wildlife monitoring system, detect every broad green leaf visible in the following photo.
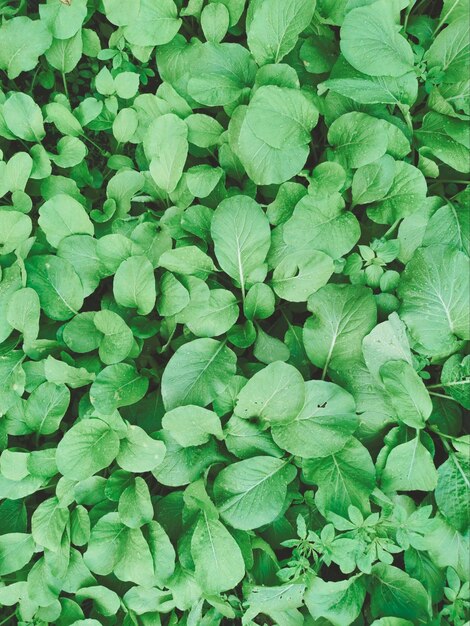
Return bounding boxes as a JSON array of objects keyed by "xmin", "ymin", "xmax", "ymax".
[
  {"xmin": 56, "ymin": 419, "xmax": 120, "ymax": 480},
  {"xmin": 25, "ymin": 382, "xmax": 70, "ymax": 435},
  {"xmin": 234, "ymin": 361, "xmax": 305, "ymax": 424},
  {"xmin": 435, "ymin": 451, "xmax": 470, "ymax": 533},
  {"xmin": 398, "ymin": 246, "xmax": 470, "ymax": 356},
  {"xmin": 271, "ymin": 381, "xmax": 358, "ymax": 458},
  {"xmin": 0, "ymin": 17, "xmax": 52, "ymax": 79},
  {"xmin": 352, "ymin": 155, "xmax": 396, "ymax": 205},
  {"xmin": 271, "ymin": 250, "xmax": 334, "ymax": 302},
  {"xmin": 94, "ymin": 310, "xmax": 134, "ymax": 365},
  {"xmin": 161, "ymin": 338, "xmax": 237, "ymax": 410},
  {"xmin": 211, "ymin": 195, "xmax": 271, "ymax": 297},
  {"xmin": 382, "ymin": 436, "xmax": 438, "ymax": 492},
  {"xmin": 362, "ymin": 313, "xmax": 412, "ymax": 383},
  {"xmin": 283, "ymin": 193, "xmax": 361, "ymax": 260},
  {"xmin": 234, "ymin": 85, "xmax": 318, "ymax": 184},
  {"xmin": 304, "ymin": 284, "xmax": 377, "ymax": 375},
  {"xmin": 6, "ymin": 287, "xmax": 40, "ymax": 345},
  {"xmin": 118, "ymin": 477, "xmax": 154, "ymax": 528},
  {"xmin": 340, "ymin": 0, "xmax": 414, "ymax": 77},
  {"xmin": 247, "ymin": 0, "xmax": 316, "ymax": 65},
  {"xmin": 39, "ymin": 0, "xmax": 87, "ymax": 39},
  {"xmin": 441, "ymin": 354, "xmax": 470, "ymax": 409},
  {"xmin": 3, "ymin": 93, "xmax": 45, "ymax": 142},
  {"xmin": 303, "ymin": 437, "xmax": 376, "ymax": 515},
  {"xmin": 162, "ymin": 405, "xmax": 223, "ymax": 447},
  {"xmin": 328, "ymin": 112, "xmax": 388, "ymax": 169},
  {"xmin": 90, "ymin": 364, "xmax": 149, "ymax": 414},
  {"xmin": 25, "ymin": 255, "xmax": 84, "ymax": 321},
  {"xmin": 116, "ymin": 425, "xmax": 166, "ymax": 473},
  {"xmin": 370, "ymin": 564, "xmax": 430, "ymax": 622},
  {"xmin": 425, "ymin": 19, "xmax": 470, "ymax": 83},
  {"xmin": 113, "ymin": 256, "xmax": 156, "ymax": 316},
  {"xmin": 75, "ymin": 586, "xmax": 121, "ymax": 618},
  {"xmin": 145, "ymin": 114, "xmax": 188, "ymax": 193},
  {"xmin": 31, "ymin": 496, "xmax": 69, "ymax": 551},
  {"xmin": 0, "ymin": 533, "xmax": 35, "ymax": 575},
  {"xmin": 38, "ymin": 194, "xmax": 94, "ymax": 248},
  {"xmin": 191, "ymin": 514, "xmax": 245, "ymax": 593},
  {"xmin": 423, "ymin": 202, "xmax": 469, "ymax": 255},
  {"xmin": 305, "ymin": 575, "xmax": 366, "ymax": 626},
  {"xmin": 213, "ymin": 456, "xmax": 296, "ymax": 530},
  {"xmin": 380, "ymin": 360, "xmax": 432, "ymax": 428},
  {"xmin": 122, "ymin": 0, "xmax": 181, "ymax": 46},
  {"xmin": 0, "ymin": 211, "xmax": 32, "ymax": 255}
]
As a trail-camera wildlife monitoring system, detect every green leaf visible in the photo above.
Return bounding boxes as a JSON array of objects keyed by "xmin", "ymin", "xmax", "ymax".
[
  {"xmin": 398, "ymin": 246, "xmax": 470, "ymax": 356},
  {"xmin": 234, "ymin": 85, "xmax": 318, "ymax": 184},
  {"xmin": 0, "ymin": 533, "xmax": 35, "ymax": 575},
  {"xmin": 56, "ymin": 419, "xmax": 120, "ymax": 480},
  {"xmin": 272, "ymin": 250, "xmax": 334, "ymax": 302},
  {"xmin": 25, "ymin": 381, "xmax": 70, "ymax": 435},
  {"xmin": 283, "ymin": 192, "xmax": 361, "ymax": 260},
  {"xmin": 211, "ymin": 195, "xmax": 271, "ymax": 298},
  {"xmin": 303, "ymin": 437, "xmax": 376, "ymax": 515},
  {"xmin": 38, "ymin": 194, "xmax": 94, "ymax": 248},
  {"xmin": 0, "ymin": 17, "xmax": 52, "ymax": 79},
  {"xmin": 305, "ymin": 575, "xmax": 366, "ymax": 626},
  {"xmin": 370, "ymin": 563, "xmax": 431, "ymax": 622},
  {"xmin": 304, "ymin": 284, "xmax": 377, "ymax": 375},
  {"xmin": 380, "ymin": 360, "xmax": 432, "ymax": 428},
  {"xmin": 271, "ymin": 381, "xmax": 358, "ymax": 458},
  {"xmin": 6, "ymin": 287, "xmax": 40, "ymax": 344},
  {"xmin": 328, "ymin": 112, "xmax": 388, "ymax": 169},
  {"xmin": 118, "ymin": 477, "xmax": 154, "ymax": 528},
  {"xmin": 191, "ymin": 514, "xmax": 245, "ymax": 593},
  {"xmin": 113, "ymin": 256, "xmax": 156, "ymax": 315},
  {"xmin": 121, "ymin": 0, "xmax": 181, "ymax": 46},
  {"xmin": 435, "ymin": 452, "xmax": 470, "ymax": 532},
  {"xmin": 116, "ymin": 424, "xmax": 166, "ymax": 473},
  {"xmin": 75, "ymin": 586, "xmax": 121, "ymax": 618},
  {"xmin": 161, "ymin": 338, "xmax": 237, "ymax": 410},
  {"xmin": 234, "ymin": 361, "xmax": 305, "ymax": 424},
  {"xmin": 39, "ymin": 0, "xmax": 87, "ymax": 39},
  {"xmin": 31, "ymin": 496, "xmax": 69, "ymax": 551},
  {"xmin": 247, "ymin": 0, "xmax": 316, "ymax": 65},
  {"xmin": 213, "ymin": 456, "xmax": 296, "ymax": 530},
  {"xmin": 93, "ymin": 310, "xmax": 134, "ymax": 365},
  {"xmin": 90, "ymin": 363, "xmax": 149, "ymax": 414},
  {"xmin": 441, "ymin": 354, "xmax": 470, "ymax": 409},
  {"xmin": 3, "ymin": 92, "xmax": 46, "ymax": 142},
  {"xmin": 25, "ymin": 255, "xmax": 84, "ymax": 321},
  {"xmin": 162, "ymin": 405, "xmax": 223, "ymax": 447},
  {"xmin": 382, "ymin": 435, "xmax": 438, "ymax": 492},
  {"xmin": 340, "ymin": 0, "xmax": 414, "ymax": 77},
  {"xmin": 145, "ymin": 113, "xmax": 188, "ymax": 193}
]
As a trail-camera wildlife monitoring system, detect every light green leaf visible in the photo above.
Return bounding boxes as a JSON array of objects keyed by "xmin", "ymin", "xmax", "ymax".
[
  {"xmin": 340, "ymin": 0, "xmax": 414, "ymax": 77},
  {"xmin": 25, "ymin": 382, "xmax": 70, "ymax": 435},
  {"xmin": 211, "ymin": 195, "xmax": 271, "ymax": 298},
  {"xmin": 191, "ymin": 514, "xmax": 245, "ymax": 593},
  {"xmin": 370, "ymin": 563, "xmax": 430, "ymax": 622},
  {"xmin": 90, "ymin": 364, "xmax": 149, "ymax": 414},
  {"xmin": 247, "ymin": 0, "xmax": 316, "ymax": 65},
  {"xmin": 380, "ymin": 360, "xmax": 432, "ymax": 428},
  {"xmin": 328, "ymin": 112, "xmax": 388, "ymax": 169},
  {"xmin": 234, "ymin": 361, "xmax": 305, "ymax": 424},
  {"xmin": 162, "ymin": 405, "xmax": 223, "ymax": 447},
  {"xmin": 56, "ymin": 419, "xmax": 120, "ymax": 480},
  {"xmin": 382, "ymin": 436, "xmax": 438, "ymax": 492},
  {"xmin": 305, "ymin": 575, "xmax": 366, "ymax": 626},
  {"xmin": 0, "ymin": 533, "xmax": 35, "ymax": 575},
  {"xmin": 113, "ymin": 255, "xmax": 156, "ymax": 315},
  {"xmin": 272, "ymin": 381, "xmax": 357, "ymax": 458},
  {"xmin": 161, "ymin": 338, "xmax": 237, "ymax": 411},
  {"xmin": 213, "ymin": 456, "xmax": 296, "ymax": 530},
  {"xmin": 3, "ymin": 92, "xmax": 45, "ymax": 142},
  {"xmin": 145, "ymin": 114, "xmax": 188, "ymax": 193},
  {"xmin": 0, "ymin": 17, "xmax": 52, "ymax": 79},
  {"xmin": 116, "ymin": 425, "xmax": 166, "ymax": 473},
  {"xmin": 38, "ymin": 194, "xmax": 94, "ymax": 248},
  {"xmin": 398, "ymin": 245, "xmax": 470, "ymax": 356}
]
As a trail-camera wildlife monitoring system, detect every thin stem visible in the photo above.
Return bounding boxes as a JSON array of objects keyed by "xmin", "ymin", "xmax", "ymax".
[
  {"xmin": 80, "ymin": 133, "xmax": 109, "ymax": 157},
  {"xmin": 429, "ymin": 390, "xmax": 459, "ymax": 402},
  {"xmin": 0, "ymin": 611, "xmax": 17, "ymax": 626},
  {"xmin": 433, "ymin": 0, "xmax": 460, "ymax": 35},
  {"xmin": 428, "ymin": 380, "xmax": 469, "ymax": 389},
  {"xmin": 61, "ymin": 72, "xmax": 69, "ymax": 99},
  {"xmin": 383, "ymin": 219, "xmax": 400, "ymax": 239}
]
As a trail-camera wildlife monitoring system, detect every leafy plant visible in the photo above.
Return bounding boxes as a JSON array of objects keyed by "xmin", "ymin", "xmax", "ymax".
[{"xmin": 0, "ymin": 0, "xmax": 468, "ymax": 625}]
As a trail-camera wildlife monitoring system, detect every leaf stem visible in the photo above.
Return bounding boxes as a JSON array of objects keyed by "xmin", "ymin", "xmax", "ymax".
[
  {"xmin": 0, "ymin": 611, "xmax": 17, "ymax": 626},
  {"xmin": 382, "ymin": 219, "xmax": 400, "ymax": 239},
  {"xmin": 427, "ymin": 380, "xmax": 468, "ymax": 389},
  {"xmin": 428, "ymin": 390, "xmax": 459, "ymax": 402},
  {"xmin": 61, "ymin": 72, "xmax": 69, "ymax": 99}
]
